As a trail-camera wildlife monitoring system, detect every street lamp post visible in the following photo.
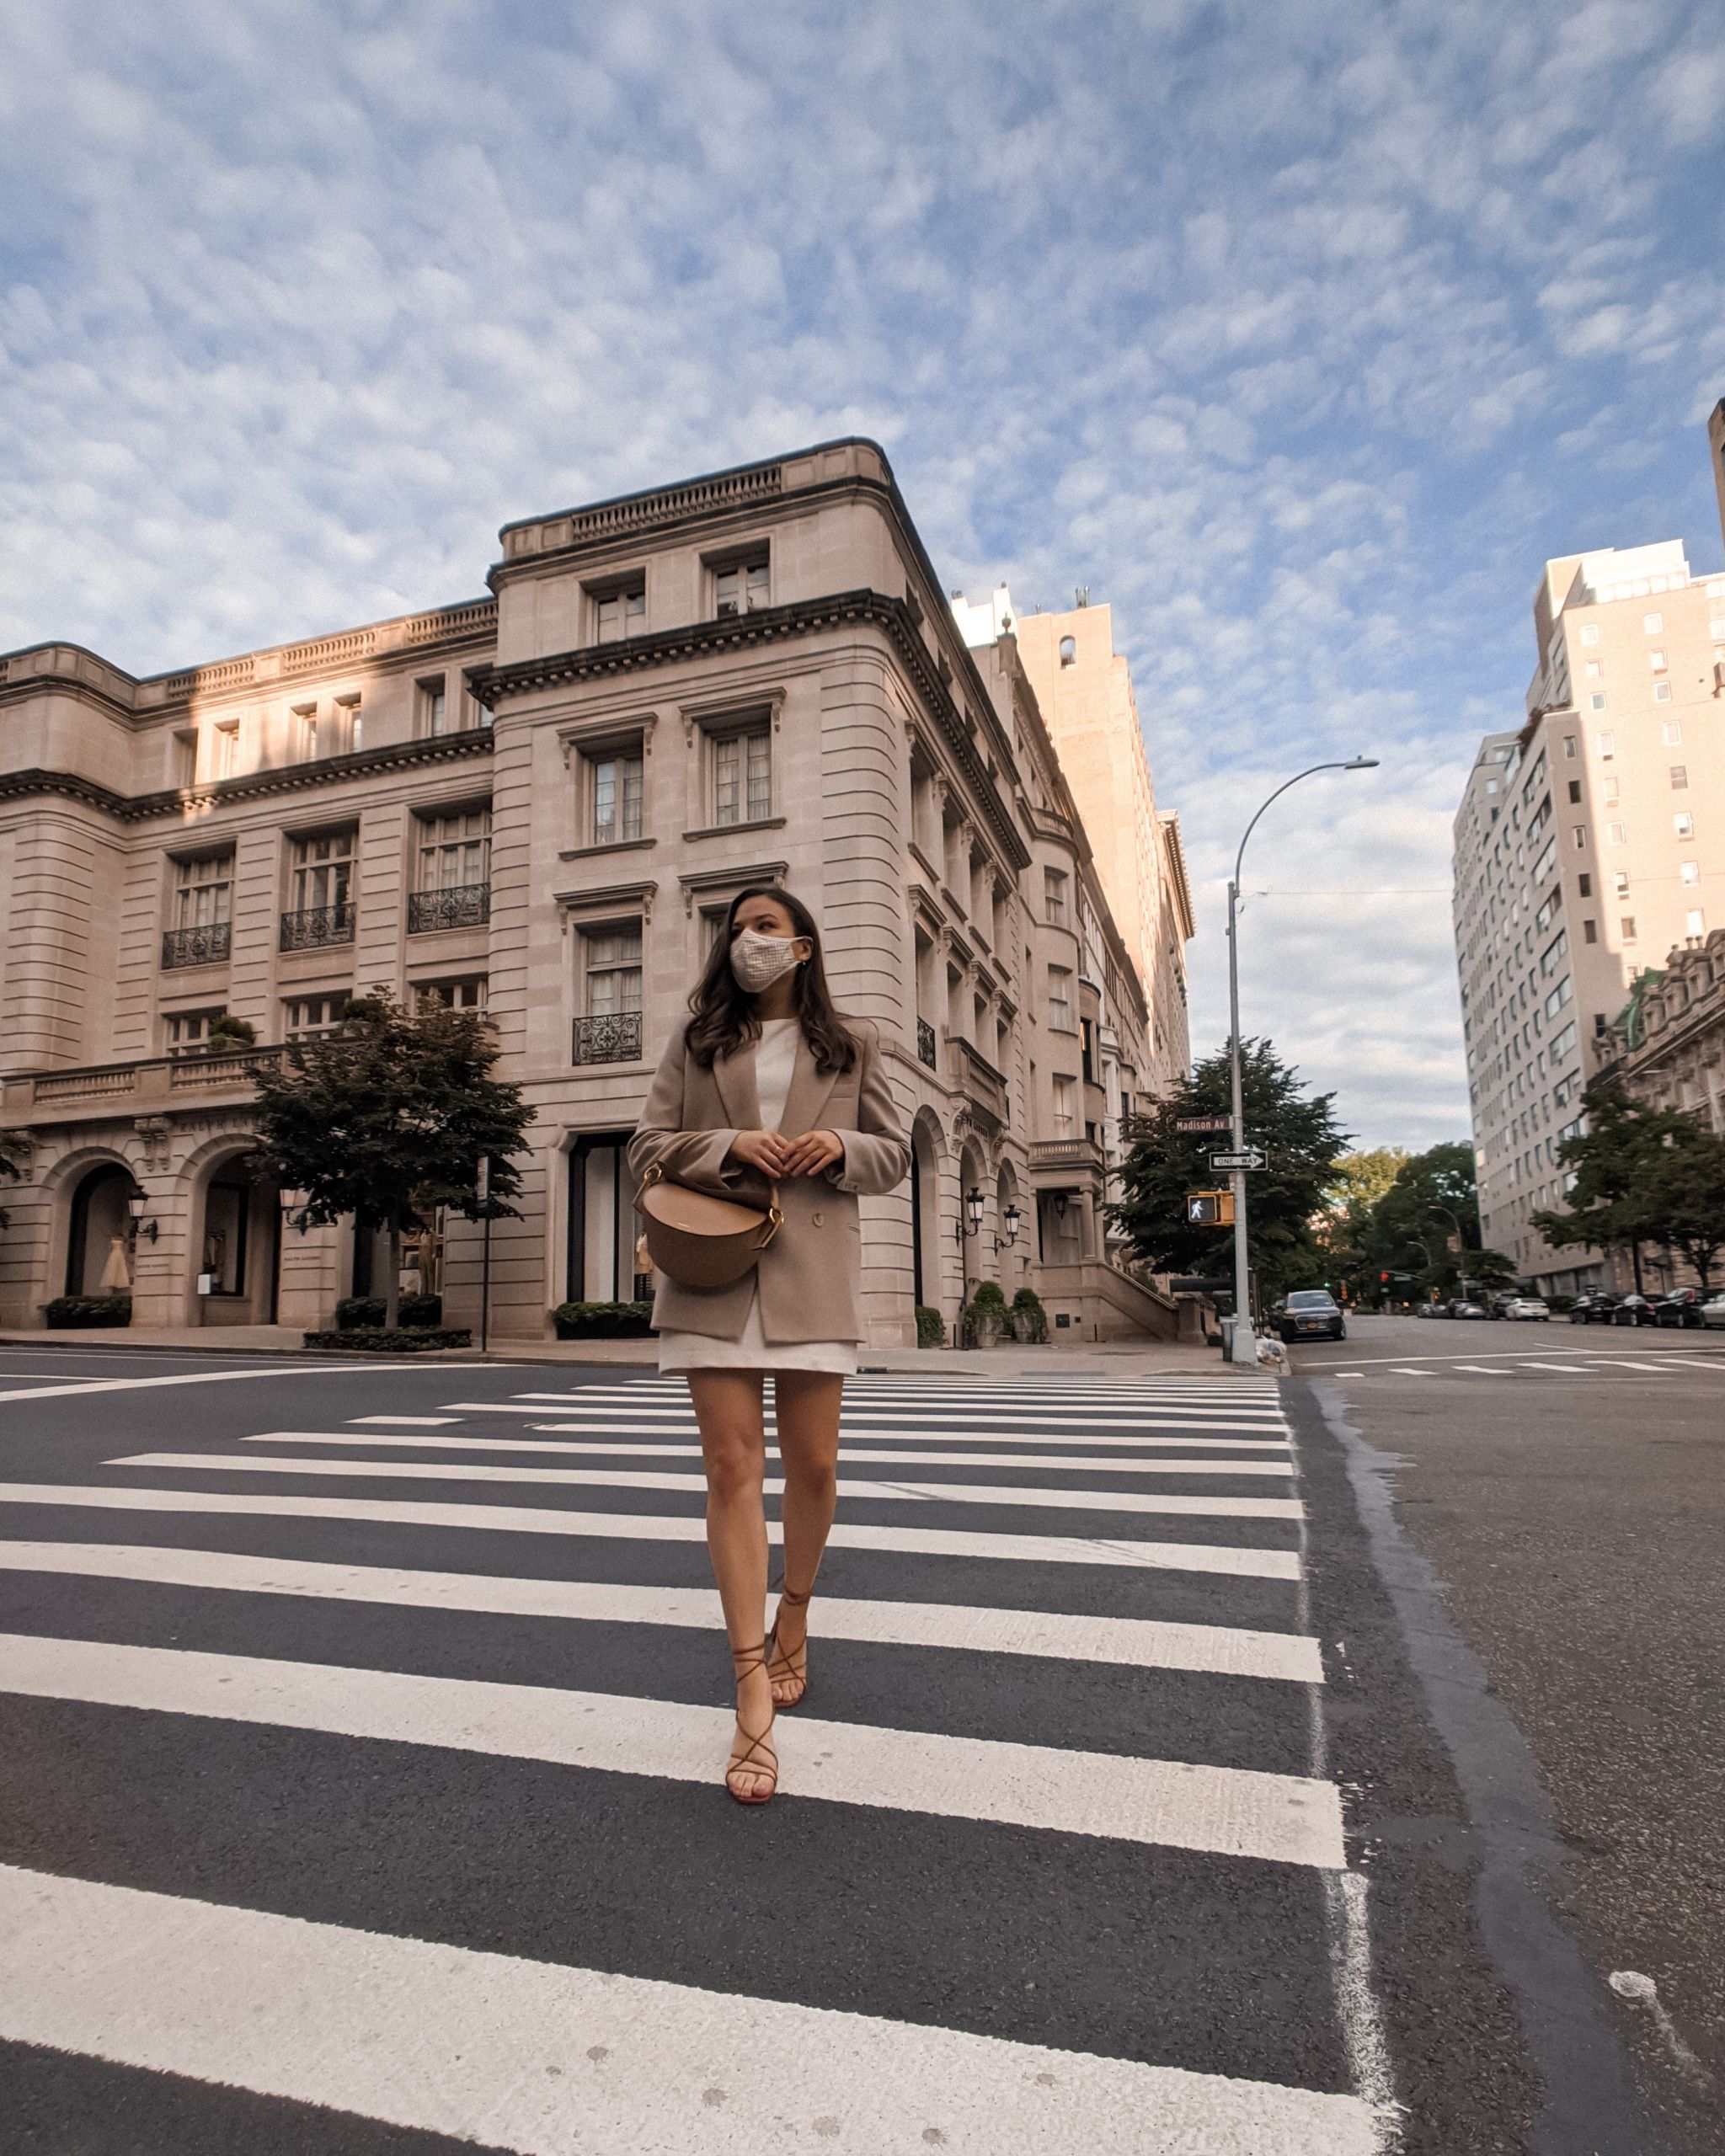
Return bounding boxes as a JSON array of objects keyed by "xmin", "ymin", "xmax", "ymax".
[{"xmin": 1225, "ymin": 757, "xmax": 1379, "ymax": 1365}]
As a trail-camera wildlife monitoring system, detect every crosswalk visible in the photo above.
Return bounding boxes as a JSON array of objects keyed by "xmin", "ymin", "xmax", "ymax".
[{"xmin": 0, "ymin": 1371, "xmax": 1394, "ymax": 2151}]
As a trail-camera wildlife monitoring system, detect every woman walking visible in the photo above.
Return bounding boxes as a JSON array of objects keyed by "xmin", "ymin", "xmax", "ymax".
[{"xmin": 628, "ymin": 886, "xmax": 911, "ymax": 1803}]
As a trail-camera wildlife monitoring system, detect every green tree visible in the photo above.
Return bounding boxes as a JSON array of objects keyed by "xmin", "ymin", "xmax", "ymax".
[
  {"xmin": 1110, "ymin": 1038, "xmax": 1350, "ymax": 1302},
  {"xmin": 0, "ymin": 1129, "xmax": 26, "ymax": 1230},
  {"xmin": 1533, "ymin": 1091, "xmax": 1725, "ymax": 1293},
  {"xmin": 1365, "ymin": 1142, "xmax": 1482, "ymax": 1294},
  {"xmin": 250, "ymin": 992, "xmax": 535, "ymax": 1327},
  {"xmin": 1316, "ymin": 1148, "xmax": 1409, "ymax": 1296}
]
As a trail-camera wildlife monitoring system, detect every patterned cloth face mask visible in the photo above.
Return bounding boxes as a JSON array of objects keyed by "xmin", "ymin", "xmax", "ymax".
[{"xmin": 730, "ymin": 926, "xmax": 809, "ymax": 991}]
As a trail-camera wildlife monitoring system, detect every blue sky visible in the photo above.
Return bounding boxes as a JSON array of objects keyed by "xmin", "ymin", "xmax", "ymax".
[{"xmin": 3, "ymin": 0, "xmax": 1723, "ymax": 1149}]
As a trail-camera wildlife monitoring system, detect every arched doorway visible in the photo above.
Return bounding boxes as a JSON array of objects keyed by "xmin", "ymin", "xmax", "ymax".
[
  {"xmin": 910, "ymin": 1113, "xmax": 945, "ymax": 1313},
  {"xmin": 958, "ymin": 1143, "xmax": 987, "ymax": 1294},
  {"xmin": 996, "ymin": 1164, "xmax": 1024, "ymax": 1283},
  {"xmin": 197, "ymin": 1156, "xmax": 280, "ymax": 1326},
  {"xmin": 65, "ymin": 1163, "xmax": 136, "ymax": 1302}
]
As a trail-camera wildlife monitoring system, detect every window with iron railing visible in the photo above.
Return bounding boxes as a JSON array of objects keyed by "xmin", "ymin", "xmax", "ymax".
[
  {"xmin": 280, "ymin": 831, "xmax": 355, "ymax": 949},
  {"xmin": 574, "ymin": 925, "xmax": 642, "ymax": 1062},
  {"xmin": 163, "ymin": 853, "xmax": 234, "ymax": 968},
  {"xmin": 409, "ymin": 808, "xmax": 490, "ymax": 931}
]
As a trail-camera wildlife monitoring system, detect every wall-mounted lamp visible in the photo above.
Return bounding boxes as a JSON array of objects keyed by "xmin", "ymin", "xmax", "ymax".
[
  {"xmin": 994, "ymin": 1200, "xmax": 1021, "ymax": 1253},
  {"xmin": 279, "ymin": 1187, "xmax": 312, "ymax": 1235},
  {"xmin": 1054, "ymin": 1192, "xmax": 1069, "ymax": 1220},
  {"xmin": 125, "ymin": 1192, "xmax": 158, "ymax": 1244}
]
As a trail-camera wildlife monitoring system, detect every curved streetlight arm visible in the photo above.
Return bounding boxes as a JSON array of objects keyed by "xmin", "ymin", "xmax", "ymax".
[{"xmin": 1233, "ymin": 759, "xmax": 1378, "ymax": 892}]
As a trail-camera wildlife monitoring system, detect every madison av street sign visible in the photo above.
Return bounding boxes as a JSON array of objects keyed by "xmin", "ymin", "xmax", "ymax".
[{"xmin": 1175, "ymin": 1115, "xmax": 1232, "ymax": 1134}]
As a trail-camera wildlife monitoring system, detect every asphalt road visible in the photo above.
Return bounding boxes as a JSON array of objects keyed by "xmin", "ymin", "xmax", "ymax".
[
  {"xmin": 1287, "ymin": 1311, "xmax": 1725, "ymax": 2156},
  {"xmin": 0, "ymin": 1335, "xmax": 1704, "ymax": 2151}
]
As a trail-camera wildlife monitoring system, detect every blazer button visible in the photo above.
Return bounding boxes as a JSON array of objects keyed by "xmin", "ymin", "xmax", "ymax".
[{"xmin": 811, "ymin": 1209, "xmax": 825, "ymax": 1226}]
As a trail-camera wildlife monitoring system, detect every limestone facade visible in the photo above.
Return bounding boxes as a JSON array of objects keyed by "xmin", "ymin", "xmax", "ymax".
[{"xmin": 0, "ymin": 439, "xmax": 1194, "ymax": 1343}]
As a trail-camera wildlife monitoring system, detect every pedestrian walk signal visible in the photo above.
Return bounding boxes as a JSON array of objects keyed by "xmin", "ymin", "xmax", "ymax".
[{"xmin": 1185, "ymin": 1189, "xmax": 1235, "ymax": 1225}]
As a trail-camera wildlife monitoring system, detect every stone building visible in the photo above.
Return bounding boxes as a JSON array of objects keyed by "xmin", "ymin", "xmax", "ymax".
[
  {"xmin": 1453, "ymin": 538, "xmax": 1725, "ymax": 1294},
  {"xmin": 0, "ymin": 439, "xmax": 1194, "ymax": 1344}
]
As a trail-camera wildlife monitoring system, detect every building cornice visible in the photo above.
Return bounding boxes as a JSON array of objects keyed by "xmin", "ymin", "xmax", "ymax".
[
  {"xmin": 470, "ymin": 590, "xmax": 1031, "ymax": 870},
  {"xmin": 0, "ymin": 728, "xmax": 494, "ymax": 826}
]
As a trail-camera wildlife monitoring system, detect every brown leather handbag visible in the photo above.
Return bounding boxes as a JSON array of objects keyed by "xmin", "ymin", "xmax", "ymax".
[{"xmin": 633, "ymin": 1163, "xmax": 783, "ymax": 1289}]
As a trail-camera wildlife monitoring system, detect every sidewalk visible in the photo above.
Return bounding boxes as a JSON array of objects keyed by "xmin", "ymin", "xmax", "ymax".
[{"xmin": 0, "ymin": 1324, "xmax": 1231, "ymax": 1376}]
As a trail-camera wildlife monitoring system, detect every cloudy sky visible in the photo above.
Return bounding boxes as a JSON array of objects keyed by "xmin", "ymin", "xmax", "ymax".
[{"xmin": 4, "ymin": 1, "xmax": 1723, "ymax": 1149}]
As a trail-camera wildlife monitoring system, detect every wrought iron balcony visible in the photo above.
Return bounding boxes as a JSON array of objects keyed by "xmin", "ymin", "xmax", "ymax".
[
  {"xmin": 408, "ymin": 883, "xmax": 490, "ymax": 934},
  {"xmin": 278, "ymin": 903, "xmax": 355, "ymax": 952},
  {"xmin": 161, "ymin": 921, "xmax": 232, "ymax": 969},
  {"xmin": 573, "ymin": 1010, "xmax": 643, "ymax": 1065},
  {"xmin": 916, "ymin": 1017, "xmax": 937, "ymax": 1069}
]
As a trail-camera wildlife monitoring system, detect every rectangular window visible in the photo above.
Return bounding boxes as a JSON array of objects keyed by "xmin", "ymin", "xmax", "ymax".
[
  {"xmin": 1663, "ymin": 720, "xmax": 1683, "ymax": 745},
  {"xmin": 1578, "ymin": 873, "xmax": 1591, "ymax": 896},
  {"xmin": 594, "ymin": 583, "xmax": 645, "ymax": 643},
  {"xmin": 289, "ymin": 830, "xmax": 355, "ymax": 915},
  {"xmin": 582, "ymin": 925, "xmax": 642, "ymax": 1014},
  {"xmin": 1682, "ymin": 861, "xmax": 1700, "ymax": 886},
  {"xmin": 1675, "ymin": 813, "xmax": 1695, "ymax": 839},
  {"xmin": 165, "ymin": 1011, "xmax": 222, "ymax": 1058},
  {"xmin": 1606, "ymin": 821, "xmax": 1625, "ymax": 845},
  {"xmin": 1648, "ymin": 649, "xmax": 1667, "ymax": 672},
  {"xmin": 1589, "ymin": 694, "xmax": 1606, "ymax": 712},
  {"xmin": 1584, "ymin": 660, "xmax": 1602, "ymax": 680},
  {"xmin": 1687, "ymin": 909, "xmax": 1707, "ymax": 937},
  {"xmin": 1543, "ymin": 977, "xmax": 1572, "ymax": 1019},
  {"xmin": 1583, "ymin": 920, "xmax": 1597, "ymax": 943},
  {"xmin": 214, "ymin": 721, "xmax": 239, "ymax": 780},
  {"xmin": 1671, "ymin": 765, "xmax": 1688, "ymax": 790},
  {"xmin": 291, "ymin": 702, "xmax": 319, "ymax": 760},
  {"xmin": 1534, "ymin": 839, "xmax": 1557, "ymax": 881},
  {"xmin": 1044, "ymin": 867, "xmax": 1068, "ymax": 924},
  {"xmin": 1051, "ymin": 1075, "xmax": 1076, "ymax": 1137},
  {"xmin": 713, "ymin": 726, "xmax": 771, "ymax": 825},
  {"xmin": 1613, "ymin": 872, "xmax": 1629, "ymax": 898},
  {"xmin": 333, "ymin": 695, "xmax": 362, "ymax": 754},
  {"xmin": 419, "ymin": 678, "xmax": 449, "ymax": 736},
  {"xmin": 1563, "ymin": 736, "xmax": 1577, "ymax": 758},
  {"xmin": 1653, "ymin": 681, "xmax": 1672, "ymax": 703},
  {"xmin": 590, "ymin": 750, "xmax": 644, "ymax": 846},
  {"xmin": 415, "ymin": 978, "xmax": 488, "ymax": 1014},
  {"xmin": 1596, "ymin": 729, "xmax": 1614, "ymax": 756},
  {"xmin": 1047, "ymin": 966, "xmax": 1073, "ymax": 1030},
  {"xmin": 1572, "ymin": 826, "xmax": 1587, "ymax": 850},
  {"xmin": 284, "ymin": 995, "xmax": 347, "ymax": 1040},
  {"xmin": 1567, "ymin": 780, "xmax": 1581, "ymax": 803},
  {"xmin": 174, "ymin": 852, "xmax": 233, "ymax": 929},
  {"xmin": 416, "ymin": 807, "xmax": 491, "ymax": 890},
  {"xmin": 1621, "ymin": 916, "xmax": 1637, "ymax": 943},
  {"xmin": 1603, "ymin": 777, "xmax": 1620, "ymax": 804},
  {"xmin": 1580, "ymin": 624, "xmax": 1599, "ymax": 644},
  {"xmin": 1644, "ymin": 613, "xmax": 1663, "ymax": 633},
  {"xmin": 1550, "ymin": 1020, "xmax": 1578, "ymax": 1060},
  {"xmin": 713, "ymin": 556, "xmax": 769, "ymax": 618}
]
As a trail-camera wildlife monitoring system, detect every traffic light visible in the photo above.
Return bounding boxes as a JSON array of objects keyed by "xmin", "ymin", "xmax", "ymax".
[
  {"xmin": 1185, "ymin": 1189, "xmax": 1236, "ymax": 1226},
  {"xmin": 1379, "ymin": 1270, "xmax": 1389, "ymax": 1283}
]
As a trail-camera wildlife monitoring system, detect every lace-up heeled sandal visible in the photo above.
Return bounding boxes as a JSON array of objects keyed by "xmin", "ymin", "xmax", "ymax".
[
  {"xmin": 726, "ymin": 1641, "xmax": 778, "ymax": 1805},
  {"xmin": 766, "ymin": 1584, "xmax": 813, "ymax": 1710}
]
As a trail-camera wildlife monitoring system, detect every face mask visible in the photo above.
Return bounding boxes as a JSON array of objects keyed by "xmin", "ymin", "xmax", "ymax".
[{"xmin": 730, "ymin": 926, "xmax": 809, "ymax": 992}]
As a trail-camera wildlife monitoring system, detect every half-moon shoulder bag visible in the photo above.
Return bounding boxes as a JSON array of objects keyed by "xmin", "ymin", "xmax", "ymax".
[{"xmin": 633, "ymin": 1162, "xmax": 783, "ymax": 1289}]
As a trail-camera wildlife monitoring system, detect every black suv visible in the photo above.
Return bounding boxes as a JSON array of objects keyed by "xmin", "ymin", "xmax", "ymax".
[{"xmin": 1279, "ymin": 1290, "xmax": 1346, "ymax": 1342}]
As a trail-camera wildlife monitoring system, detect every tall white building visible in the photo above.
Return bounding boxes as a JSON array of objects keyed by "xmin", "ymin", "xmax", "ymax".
[{"xmin": 1453, "ymin": 540, "xmax": 1725, "ymax": 1291}]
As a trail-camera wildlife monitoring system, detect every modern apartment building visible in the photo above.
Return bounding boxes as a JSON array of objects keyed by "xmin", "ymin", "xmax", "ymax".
[
  {"xmin": 0, "ymin": 439, "xmax": 1193, "ymax": 1344},
  {"xmin": 951, "ymin": 586, "xmax": 1193, "ymax": 1095},
  {"xmin": 1453, "ymin": 540, "xmax": 1725, "ymax": 1292}
]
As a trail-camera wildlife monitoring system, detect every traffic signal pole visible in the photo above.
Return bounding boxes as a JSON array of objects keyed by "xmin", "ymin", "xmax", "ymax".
[{"xmin": 1226, "ymin": 873, "xmax": 1253, "ymax": 1364}]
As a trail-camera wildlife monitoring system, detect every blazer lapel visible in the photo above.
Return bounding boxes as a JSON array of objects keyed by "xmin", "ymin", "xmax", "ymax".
[
  {"xmin": 779, "ymin": 1034, "xmax": 841, "ymax": 1138},
  {"xmin": 713, "ymin": 1040, "xmax": 761, "ymax": 1131}
]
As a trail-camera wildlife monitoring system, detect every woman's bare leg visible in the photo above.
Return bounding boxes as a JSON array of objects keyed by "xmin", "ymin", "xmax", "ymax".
[
  {"xmin": 686, "ymin": 1370, "xmax": 774, "ymax": 1798},
  {"xmin": 768, "ymin": 1371, "xmax": 844, "ymax": 1704}
]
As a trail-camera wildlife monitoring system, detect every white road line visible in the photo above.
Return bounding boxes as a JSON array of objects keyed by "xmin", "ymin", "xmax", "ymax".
[
  {"xmin": 1584, "ymin": 1360, "xmax": 1677, "ymax": 1373},
  {"xmin": 238, "ymin": 1433, "xmax": 1298, "ymax": 1477},
  {"xmin": 1515, "ymin": 1363, "xmax": 1593, "ymax": 1374},
  {"xmin": 0, "ymin": 1484, "xmax": 1301, "ymax": 1578},
  {"xmin": 0, "ymin": 1367, "xmax": 403, "ymax": 1406},
  {"xmin": 1664, "ymin": 1355, "xmax": 1725, "ymax": 1371},
  {"xmin": 454, "ymin": 1405, "xmax": 1294, "ymax": 1435},
  {"xmin": 0, "ymin": 1865, "xmax": 1377, "ymax": 2152},
  {"xmin": 112, "ymin": 1453, "xmax": 1303, "ymax": 1524},
  {"xmin": 0, "ymin": 1634, "xmax": 1343, "ymax": 1867},
  {"xmin": 0, "ymin": 1543, "xmax": 1325, "ymax": 1683},
  {"xmin": 1386, "ymin": 1369, "xmax": 1434, "ymax": 1377},
  {"xmin": 529, "ymin": 1422, "xmax": 1296, "ymax": 1451},
  {"xmin": 347, "ymin": 1416, "xmax": 462, "ymax": 1428},
  {"xmin": 1452, "ymin": 1366, "xmax": 1505, "ymax": 1374}
]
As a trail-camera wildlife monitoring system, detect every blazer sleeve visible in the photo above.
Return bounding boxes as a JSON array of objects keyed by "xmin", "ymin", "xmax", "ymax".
[
  {"xmin": 627, "ymin": 1027, "xmax": 745, "ymax": 1198},
  {"xmin": 824, "ymin": 1023, "xmax": 911, "ymax": 1197}
]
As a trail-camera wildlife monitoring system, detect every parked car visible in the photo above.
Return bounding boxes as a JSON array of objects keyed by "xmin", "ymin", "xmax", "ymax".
[
  {"xmin": 1450, "ymin": 1300, "xmax": 1487, "ymax": 1318},
  {"xmin": 1487, "ymin": 1292, "xmax": 1522, "ymax": 1319},
  {"xmin": 1610, "ymin": 1295, "xmax": 1659, "ymax": 1327},
  {"xmin": 1504, "ymin": 1296, "xmax": 1551, "ymax": 1321},
  {"xmin": 1701, "ymin": 1294, "xmax": 1725, "ymax": 1330},
  {"xmin": 1567, "ymin": 1291, "xmax": 1619, "ymax": 1325},
  {"xmin": 1653, "ymin": 1288, "xmax": 1706, "ymax": 1329},
  {"xmin": 1414, "ymin": 1299, "xmax": 1454, "ymax": 1318},
  {"xmin": 1279, "ymin": 1289, "xmax": 1346, "ymax": 1342}
]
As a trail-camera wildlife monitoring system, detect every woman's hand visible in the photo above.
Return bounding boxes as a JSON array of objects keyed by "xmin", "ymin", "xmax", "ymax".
[
  {"xmin": 779, "ymin": 1129, "xmax": 844, "ymax": 1177},
  {"xmin": 727, "ymin": 1129, "xmax": 795, "ymax": 1177}
]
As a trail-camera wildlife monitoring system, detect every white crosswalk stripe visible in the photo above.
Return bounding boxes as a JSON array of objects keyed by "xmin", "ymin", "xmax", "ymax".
[{"xmin": 0, "ymin": 1371, "xmax": 1384, "ymax": 2148}]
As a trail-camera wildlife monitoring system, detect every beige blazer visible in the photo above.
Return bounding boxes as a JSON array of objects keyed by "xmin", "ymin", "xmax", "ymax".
[{"xmin": 628, "ymin": 1016, "xmax": 911, "ymax": 1343}]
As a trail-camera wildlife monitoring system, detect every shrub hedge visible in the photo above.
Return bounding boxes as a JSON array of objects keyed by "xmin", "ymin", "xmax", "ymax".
[
  {"xmin": 45, "ymin": 1294, "xmax": 132, "ymax": 1329},
  {"xmin": 335, "ymin": 1294, "xmax": 442, "ymax": 1331},
  {"xmin": 303, "ymin": 1326, "xmax": 473, "ymax": 1353},
  {"xmin": 914, "ymin": 1304, "xmax": 946, "ymax": 1348},
  {"xmin": 552, "ymin": 1299, "xmax": 656, "ymax": 1339},
  {"xmin": 1008, "ymin": 1287, "xmax": 1049, "ymax": 1343}
]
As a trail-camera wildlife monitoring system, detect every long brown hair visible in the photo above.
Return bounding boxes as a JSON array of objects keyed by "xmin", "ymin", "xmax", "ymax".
[{"xmin": 684, "ymin": 884, "xmax": 858, "ymax": 1074}]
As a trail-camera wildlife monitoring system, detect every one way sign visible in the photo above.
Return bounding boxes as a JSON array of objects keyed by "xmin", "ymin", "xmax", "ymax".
[{"xmin": 1210, "ymin": 1149, "xmax": 1268, "ymax": 1171}]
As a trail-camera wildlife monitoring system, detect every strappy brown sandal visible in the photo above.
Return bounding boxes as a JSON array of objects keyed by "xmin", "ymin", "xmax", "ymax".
[
  {"xmin": 766, "ymin": 1584, "xmax": 813, "ymax": 1710},
  {"xmin": 726, "ymin": 1641, "xmax": 778, "ymax": 1805}
]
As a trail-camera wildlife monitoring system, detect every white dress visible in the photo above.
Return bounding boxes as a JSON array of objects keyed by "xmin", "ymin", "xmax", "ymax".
[{"xmin": 656, "ymin": 1017, "xmax": 858, "ymax": 1376}]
